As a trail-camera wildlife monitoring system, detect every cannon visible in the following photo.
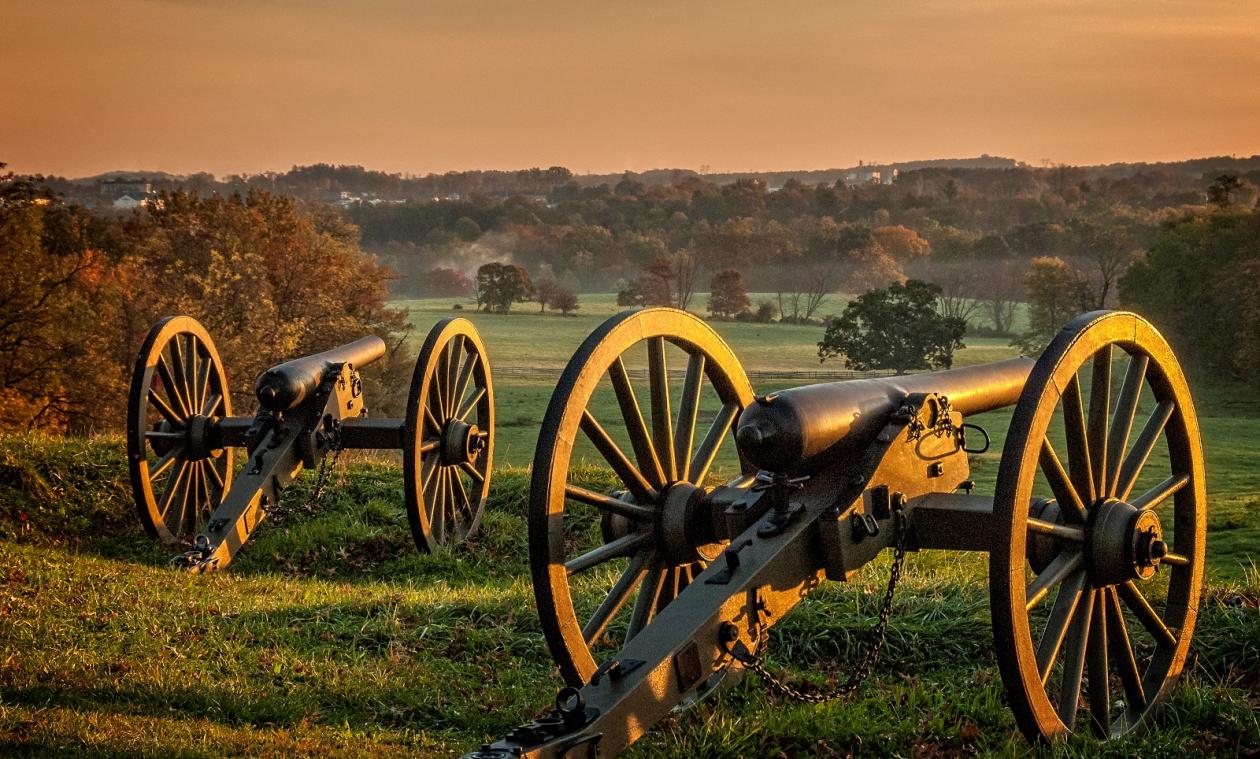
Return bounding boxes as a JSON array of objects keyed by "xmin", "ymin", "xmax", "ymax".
[
  {"xmin": 466, "ymin": 307, "xmax": 1204, "ymax": 756},
  {"xmin": 126, "ymin": 315, "xmax": 494, "ymax": 572}
]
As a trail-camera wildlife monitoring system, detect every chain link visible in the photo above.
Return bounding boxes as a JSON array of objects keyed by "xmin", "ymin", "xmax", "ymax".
[
  {"xmin": 729, "ymin": 510, "xmax": 908, "ymax": 703},
  {"xmin": 269, "ymin": 428, "xmax": 343, "ymax": 521}
]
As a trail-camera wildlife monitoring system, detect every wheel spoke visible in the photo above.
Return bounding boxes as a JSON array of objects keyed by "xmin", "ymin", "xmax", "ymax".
[
  {"xmin": 419, "ymin": 438, "xmax": 440, "ymax": 455},
  {"xmin": 647, "ymin": 337, "xmax": 676, "ymax": 482},
  {"xmin": 459, "ymin": 461, "xmax": 484, "ymax": 484},
  {"xmin": 148, "ymin": 388, "xmax": 184, "ymax": 427},
  {"xmin": 445, "ymin": 468, "xmax": 460, "ymax": 526},
  {"xmin": 673, "ymin": 353, "xmax": 705, "ymax": 474},
  {"xmin": 580, "ymin": 410, "xmax": 658, "ymax": 504},
  {"xmin": 195, "ymin": 349, "xmax": 212, "ymax": 416},
  {"xmin": 1087, "ymin": 590, "xmax": 1110, "ymax": 737},
  {"xmin": 628, "ymin": 562, "xmax": 666, "ymax": 640},
  {"xmin": 167, "ymin": 338, "xmax": 193, "ymax": 418},
  {"xmin": 156, "ymin": 355, "xmax": 191, "ymax": 418},
  {"xmin": 201, "ymin": 392, "xmax": 223, "ymax": 417},
  {"xmin": 688, "ymin": 401, "xmax": 739, "ymax": 485},
  {"xmin": 173, "ymin": 462, "xmax": 195, "ymax": 539},
  {"xmin": 1036, "ymin": 570, "xmax": 1088, "ymax": 683},
  {"xmin": 1131, "ymin": 473, "xmax": 1189, "ymax": 512},
  {"xmin": 157, "ymin": 462, "xmax": 190, "ymax": 522},
  {"xmin": 565, "ymin": 484, "xmax": 656, "ymax": 521},
  {"xmin": 147, "ymin": 446, "xmax": 183, "ymax": 481},
  {"xmin": 1061, "ymin": 376, "xmax": 1095, "ymax": 504},
  {"xmin": 421, "ymin": 455, "xmax": 439, "ymax": 497},
  {"xmin": 185, "ymin": 336, "xmax": 201, "ymax": 415},
  {"xmin": 428, "ymin": 370, "xmax": 447, "ymax": 421},
  {"xmin": 457, "ymin": 386, "xmax": 486, "ymax": 422},
  {"xmin": 1115, "ymin": 402, "xmax": 1174, "ymax": 501},
  {"xmin": 451, "ymin": 466, "xmax": 472, "ymax": 519},
  {"xmin": 1106, "ymin": 587, "xmax": 1147, "ymax": 711},
  {"xmin": 1039, "ymin": 440, "xmax": 1088, "ymax": 523},
  {"xmin": 1057, "ymin": 587, "xmax": 1095, "ymax": 729},
  {"xmin": 424, "ymin": 403, "xmax": 442, "ymax": 434},
  {"xmin": 431, "ymin": 468, "xmax": 447, "ymax": 544},
  {"xmin": 192, "ymin": 462, "xmax": 209, "ymax": 527},
  {"xmin": 445, "ymin": 336, "xmax": 465, "ymax": 415},
  {"xmin": 1106, "ymin": 354, "xmax": 1148, "ymax": 497},
  {"xmin": 1027, "ymin": 517, "xmax": 1085, "ymax": 542},
  {"xmin": 608, "ymin": 357, "xmax": 666, "ymax": 488},
  {"xmin": 1118, "ymin": 580, "xmax": 1177, "ymax": 647},
  {"xmin": 1088, "ymin": 346, "xmax": 1112, "ymax": 497},
  {"xmin": 582, "ymin": 551, "xmax": 650, "ymax": 646},
  {"xmin": 566, "ymin": 532, "xmax": 652, "ymax": 576},
  {"xmin": 1027, "ymin": 550, "xmax": 1083, "ymax": 611},
  {"xmin": 205, "ymin": 458, "xmax": 225, "ymax": 491},
  {"xmin": 452, "ymin": 350, "xmax": 479, "ymax": 413}
]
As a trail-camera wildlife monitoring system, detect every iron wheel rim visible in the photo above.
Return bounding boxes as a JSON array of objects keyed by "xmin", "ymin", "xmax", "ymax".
[
  {"xmin": 990, "ymin": 310, "xmax": 1205, "ymax": 741},
  {"xmin": 404, "ymin": 317, "xmax": 494, "ymax": 553},
  {"xmin": 126, "ymin": 316, "xmax": 233, "ymax": 545},
  {"xmin": 529, "ymin": 308, "xmax": 755, "ymax": 686}
]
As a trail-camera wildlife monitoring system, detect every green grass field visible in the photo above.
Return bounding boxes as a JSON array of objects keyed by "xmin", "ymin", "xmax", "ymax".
[{"xmin": 2, "ymin": 301, "xmax": 1258, "ymax": 757}]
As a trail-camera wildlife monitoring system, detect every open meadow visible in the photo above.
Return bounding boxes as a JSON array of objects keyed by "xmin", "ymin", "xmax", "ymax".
[{"xmin": 2, "ymin": 300, "xmax": 1258, "ymax": 757}]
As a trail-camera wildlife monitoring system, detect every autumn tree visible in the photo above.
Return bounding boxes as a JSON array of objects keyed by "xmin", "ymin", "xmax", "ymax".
[
  {"xmin": 535, "ymin": 268, "xmax": 561, "ymax": 313},
  {"xmin": 0, "ymin": 175, "xmax": 125, "ymax": 431},
  {"xmin": 425, "ymin": 266, "xmax": 471, "ymax": 297},
  {"xmin": 550, "ymin": 286, "xmax": 580, "ymax": 315},
  {"xmin": 707, "ymin": 269, "xmax": 751, "ymax": 318},
  {"xmin": 1016, "ymin": 256, "xmax": 1089, "ymax": 352},
  {"xmin": 818, "ymin": 280, "xmax": 966, "ymax": 374},
  {"xmin": 1121, "ymin": 208, "xmax": 1260, "ymax": 389},
  {"xmin": 476, "ymin": 261, "xmax": 534, "ymax": 313}
]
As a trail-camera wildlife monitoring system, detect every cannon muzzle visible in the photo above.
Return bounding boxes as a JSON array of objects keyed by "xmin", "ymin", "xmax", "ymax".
[
  {"xmin": 735, "ymin": 356, "xmax": 1034, "ymax": 474},
  {"xmin": 255, "ymin": 335, "xmax": 387, "ymax": 412}
]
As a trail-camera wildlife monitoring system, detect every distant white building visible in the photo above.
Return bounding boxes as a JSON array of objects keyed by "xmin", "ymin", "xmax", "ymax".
[
  {"xmin": 112, "ymin": 194, "xmax": 146, "ymax": 210},
  {"xmin": 842, "ymin": 167, "xmax": 899, "ymax": 187}
]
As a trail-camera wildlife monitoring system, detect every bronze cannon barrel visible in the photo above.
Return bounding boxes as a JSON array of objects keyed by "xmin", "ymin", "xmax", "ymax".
[
  {"xmin": 735, "ymin": 356, "xmax": 1034, "ymax": 474},
  {"xmin": 255, "ymin": 335, "xmax": 387, "ymax": 412}
]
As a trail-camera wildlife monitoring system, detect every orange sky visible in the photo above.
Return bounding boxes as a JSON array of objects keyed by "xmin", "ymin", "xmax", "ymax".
[{"xmin": 3, "ymin": 0, "xmax": 1259, "ymax": 178}]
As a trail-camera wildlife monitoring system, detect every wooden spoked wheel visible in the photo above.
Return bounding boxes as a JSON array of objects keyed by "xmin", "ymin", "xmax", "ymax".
[
  {"xmin": 404, "ymin": 317, "xmax": 494, "ymax": 553},
  {"xmin": 991, "ymin": 310, "xmax": 1205, "ymax": 741},
  {"xmin": 530, "ymin": 309, "xmax": 755, "ymax": 686},
  {"xmin": 127, "ymin": 316, "xmax": 234, "ymax": 545}
]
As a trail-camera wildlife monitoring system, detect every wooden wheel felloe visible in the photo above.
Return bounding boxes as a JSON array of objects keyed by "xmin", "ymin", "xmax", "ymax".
[
  {"xmin": 126, "ymin": 316, "xmax": 233, "ymax": 545},
  {"xmin": 990, "ymin": 310, "xmax": 1206, "ymax": 741},
  {"xmin": 404, "ymin": 317, "xmax": 494, "ymax": 553},
  {"xmin": 529, "ymin": 308, "xmax": 755, "ymax": 686}
]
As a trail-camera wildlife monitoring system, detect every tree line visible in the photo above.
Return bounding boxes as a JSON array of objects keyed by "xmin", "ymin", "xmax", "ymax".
[{"xmin": 0, "ymin": 165, "xmax": 408, "ymax": 434}]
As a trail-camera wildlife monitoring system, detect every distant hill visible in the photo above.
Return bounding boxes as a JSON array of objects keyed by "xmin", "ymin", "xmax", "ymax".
[
  {"xmin": 575, "ymin": 155, "xmax": 1023, "ymax": 187},
  {"xmin": 36, "ymin": 154, "xmax": 1260, "ymax": 206}
]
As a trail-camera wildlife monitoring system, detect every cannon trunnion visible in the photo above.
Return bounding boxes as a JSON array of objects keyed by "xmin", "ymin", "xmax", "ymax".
[
  {"xmin": 469, "ymin": 308, "xmax": 1205, "ymax": 756},
  {"xmin": 126, "ymin": 315, "xmax": 495, "ymax": 572}
]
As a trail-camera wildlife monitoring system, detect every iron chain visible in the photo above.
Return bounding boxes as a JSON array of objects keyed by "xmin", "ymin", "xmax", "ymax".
[
  {"xmin": 270, "ymin": 427, "xmax": 343, "ymax": 520},
  {"xmin": 731, "ymin": 509, "xmax": 908, "ymax": 704}
]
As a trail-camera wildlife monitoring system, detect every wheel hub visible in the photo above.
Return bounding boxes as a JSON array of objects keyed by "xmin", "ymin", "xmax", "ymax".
[
  {"xmin": 184, "ymin": 415, "xmax": 218, "ymax": 460},
  {"xmin": 597, "ymin": 483, "xmax": 724, "ymax": 566},
  {"xmin": 441, "ymin": 420, "xmax": 484, "ymax": 465},
  {"xmin": 657, "ymin": 482, "xmax": 723, "ymax": 565},
  {"xmin": 1086, "ymin": 498, "xmax": 1166, "ymax": 585}
]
